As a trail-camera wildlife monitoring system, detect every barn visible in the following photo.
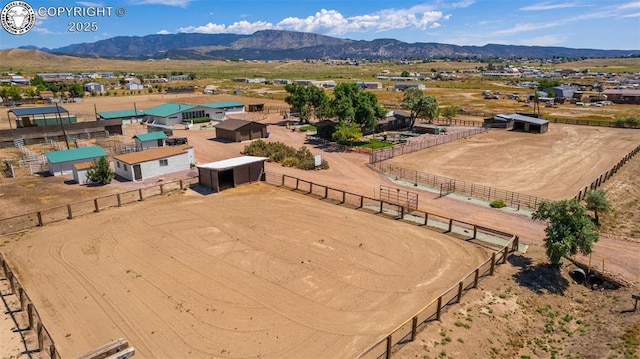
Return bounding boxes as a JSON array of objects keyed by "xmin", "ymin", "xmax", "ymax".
[
  {"xmin": 215, "ymin": 119, "xmax": 267, "ymax": 142},
  {"xmin": 113, "ymin": 145, "xmax": 194, "ymax": 182},
  {"xmin": 493, "ymin": 113, "xmax": 549, "ymax": 133},
  {"xmin": 8, "ymin": 106, "xmax": 75, "ymax": 128},
  {"xmin": 134, "ymin": 131, "xmax": 167, "ymax": 150},
  {"xmin": 144, "ymin": 102, "xmax": 245, "ymax": 126},
  {"xmin": 45, "ymin": 146, "xmax": 107, "ymax": 176},
  {"xmin": 197, "ymin": 156, "xmax": 268, "ymax": 192}
]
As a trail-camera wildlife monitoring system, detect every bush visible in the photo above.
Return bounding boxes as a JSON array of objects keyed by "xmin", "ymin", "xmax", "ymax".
[
  {"xmin": 490, "ymin": 199, "xmax": 507, "ymax": 208},
  {"xmin": 182, "ymin": 117, "xmax": 210, "ymax": 124},
  {"xmin": 243, "ymin": 139, "xmax": 328, "ymax": 170}
]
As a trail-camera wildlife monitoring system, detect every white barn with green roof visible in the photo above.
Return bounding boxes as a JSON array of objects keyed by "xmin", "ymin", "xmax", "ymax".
[
  {"xmin": 134, "ymin": 131, "xmax": 167, "ymax": 150},
  {"xmin": 97, "ymin": 109, "xmax": 145, "ymax": 123},
  {"xmin": 45, "ymin": 146, "xmax": 107, "ymax": 176},
  {"xmin": 143, "ymin": 102, "xmax": 245, "ymax": 126}
]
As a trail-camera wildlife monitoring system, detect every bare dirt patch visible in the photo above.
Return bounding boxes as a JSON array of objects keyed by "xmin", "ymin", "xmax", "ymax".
[
  {"xmin": 387, "ymin": 124, "xmax": 640, "ymax": 200},
  {"xmin": 2, "ymin": 184, "xmax": 490, "ymax": 358}
]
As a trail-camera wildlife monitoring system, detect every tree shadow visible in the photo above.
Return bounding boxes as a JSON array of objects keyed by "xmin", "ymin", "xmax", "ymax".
[{"xmin": 512, "ymin": 258, "xmax": 569, "ymax": 295}]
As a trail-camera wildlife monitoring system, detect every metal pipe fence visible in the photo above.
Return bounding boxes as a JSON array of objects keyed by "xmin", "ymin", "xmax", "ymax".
[{"xmin": 264, "ymin": 172, "xmax": 519, "ymax": 359}]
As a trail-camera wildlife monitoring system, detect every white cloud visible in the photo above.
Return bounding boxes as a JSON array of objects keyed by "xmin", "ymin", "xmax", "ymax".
[
  {"xmin": 178, "ymin": 20, "xmax": 273, "ymax": 34},
  {"xmin": 622, "ymin": 12, "xmax": 640, "ymax": 17},
  {"xmin": 493, "ymin": 22, "xmax": 558, "ymax": 35},
  {"xmin": 77, "ymin": 1, "xmax": 104, "ymax": 7},
  {"xmin": 133, "ymin": 0, "xmax": 192, "ymax": 7},
  {"xmin": 156, "ymin": 29, "xmax": 171, "ymax": 34},
  {"xmin": 618, "ymin": 2, "xmax": 640, "ymax": 9},
  {"xmin": 278, "ymin": 9, "xmax": 349, "ymax": 34},
  {"xmin": 520, "ymin": 2, "xmax": 578, "ymax": 11},
  {"xmin": 430, "ymin": 22, "xmax": 441, "ymax": 29},
  {"xmin": 450, "ymin": 0, "xmax": 475, "ymax": 9}
]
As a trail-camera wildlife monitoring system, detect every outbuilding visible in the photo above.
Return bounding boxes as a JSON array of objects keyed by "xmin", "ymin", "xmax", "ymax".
[
  {"xmin": 215, "ymin": 119, "xmax": 267, "ymax": 142},
  {"xmin": 113, "ymin": 145, "xmax": 194, "ymax": 182},
  {"xmin": 491, "ymin": 113, "xmax": 549, "ymax": 133},
  {"xmin": 197, "ymin": 156, "xmax": 268, "ymax": 192},
  {"xmin": 45, "ymin": 146, "xmax": 107, "ymax": 176},
  {"xmin": 144, "ymin": 101, "xmax": 245, "ymax": 126},
  {"xmin": 133, "ymin": 131, "xmax": 167, "ymax": 150},
  {"xmin": 72, "ymin": 161, "xmax": 95, "ymax": 184}
]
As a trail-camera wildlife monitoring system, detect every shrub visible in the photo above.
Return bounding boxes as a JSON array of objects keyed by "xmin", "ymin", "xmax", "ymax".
[
  {"xmin": 243, "ymin": 139, "xmax": 328, "ymax": 170},
  {"xmin": 490, "ymin": 199, "xmax": 507, "ymax": 208},
  {"xmin": 624, "ymin": 116, "xmax": 639, "ymax": 128}
]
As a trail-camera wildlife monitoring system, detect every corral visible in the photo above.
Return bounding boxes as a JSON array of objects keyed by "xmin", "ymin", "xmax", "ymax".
[
  {"xmin": 385, "ymin": 123, "xmax": 640, "ymax": 200},
  {"xmin": 1, "ymin": 182, "xmax": 494, "ymax": 359}
]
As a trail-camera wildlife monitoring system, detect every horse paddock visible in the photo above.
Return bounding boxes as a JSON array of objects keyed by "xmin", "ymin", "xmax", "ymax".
[{"xmin": 2, "ymin": 183, "xmax": 491, "ymax": 359}]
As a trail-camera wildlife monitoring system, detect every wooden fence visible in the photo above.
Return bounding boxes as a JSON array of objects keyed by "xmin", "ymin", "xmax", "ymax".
[
  {"xmin": 374, "ymin": 162, "xmax": 544, "ymax": 210},
  {"xmin": 369, "ymin": 127, "xmax": 488, "ymax": 163},
  {"xmin": 1, "ymin": 252, "xmax": 61, "ymax": 359},
  {"xmin": 574, "ymin": 143, "xmax": 640, "ymax": 201},
  {"xmin": 264, "ymin": 173, "xmax": 519, "ymax": 359},
  {"xmin": 0, "ymin": 176, "xmax": 200, "ymax": 358}
]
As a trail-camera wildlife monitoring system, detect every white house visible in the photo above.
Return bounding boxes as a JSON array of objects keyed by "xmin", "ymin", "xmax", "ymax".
[
  {"xmin": 133, "ymin": 131, "xmax": 167, "ymax": 150},
  {"xmin": 45, "ymin": 146, "xmax": 107, "ymax": 176},
  {"xmin": 113, "ymin": 145, "xmax": 194, "ymax": 182},
  {"xmin": 84, "ymin": 82, "xmax": 105, "ymax": 93},
  {"xmin": 125, "ymin": 83, "xmax": 145, "ymax": 90},
  {"xmin": 72, "ymin": 161, "xmax": 95, "ymax": 184},
  {"xmin": 144, "ymin": 102, "xmax": 245, "ymax": 126}
]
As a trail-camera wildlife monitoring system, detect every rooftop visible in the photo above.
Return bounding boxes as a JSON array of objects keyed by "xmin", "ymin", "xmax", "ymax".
[
  {"xmin": 198, "ymin": 156, "xmax": 269, "ymax": 171},
  {"xmin": 45, "ymin": 146, "xmax": 107, "ymax": 164},
  {"xmin": 114, "ymin": 145, "xmax": 192, "ymax": 165},
  {"xmin": 134, "ymin": 131, "xmax": 168, "ymax": 142},
  {"xmin": 10, "ymin": 106, "xmax": 69, "ymax": 117},
  {"xmin": 97, "ymin": 109, "xmax": 144, "ymax": 120}
]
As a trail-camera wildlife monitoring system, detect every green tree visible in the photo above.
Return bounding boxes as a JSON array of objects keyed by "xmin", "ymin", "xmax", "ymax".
[
  {"xmin": 532, "ymin": 199, "xmax": 599, "ymax": 265},
  {"xmin": 400, "ymin": 70, "xmax": 411, "ymax": 77},
  {"xmin": 331, "ymin": 82, "xmax": 385, "ymax": 130},
  {"xmin": 401, "ymin": 88, "xmax": 439, "ymax": 127},
  {"xmin": 537, "ymin": 78, "xmax": 562, "ymax": 90},
  {"xmin": 441, "ymin": 105, "xmax": 459, "ymax": 120},
  {"xmin": 584, "ymin": 190, "xmax": 612, "ymax": 226},
  {"xmin": 6, "ymin": 85, "xmax": 23, "ymax": 101},
  {"xmin": 25, "ymin": 86, "xmax": 38, "ymax": 98},
  {"xmin": 284, "ymin": 84, "xmax": 329, "ymax": 123},
  {"xmin": 332, "ymin": 120, "xmax": 363, "ymax": 145},
  {"xmin": 86, "ymin": 156, "xmax": 115, "ymax": 185},
  {"xmin": 68, "ymin": 83, "xmax": 85, "ymax": 98}
]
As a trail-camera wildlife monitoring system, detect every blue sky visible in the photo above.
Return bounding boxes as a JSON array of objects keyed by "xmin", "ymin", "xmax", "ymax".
[{"xmin": 1, "ymin": 0, "xmax": 639, "ymax": 51}]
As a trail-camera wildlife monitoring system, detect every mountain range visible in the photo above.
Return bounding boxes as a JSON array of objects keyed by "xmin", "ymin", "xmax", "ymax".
[{"xmin": 21, "ymin": 30, "xmax": 640, "ymax": 60}]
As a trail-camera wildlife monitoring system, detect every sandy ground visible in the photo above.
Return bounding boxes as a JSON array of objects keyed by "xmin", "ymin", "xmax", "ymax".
[
  {"xmin": 387, "ymin": 123, "xmax": 640, "ymax": 200},
  {"xmin": 2, "ymin": 184, "xmax": 490, "ymax": 359}
]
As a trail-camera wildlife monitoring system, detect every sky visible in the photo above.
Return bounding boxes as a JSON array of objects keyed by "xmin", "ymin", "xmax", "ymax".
[{"xmin": 0, "ymin": 0, "xmax": 639, "ymax": 51}]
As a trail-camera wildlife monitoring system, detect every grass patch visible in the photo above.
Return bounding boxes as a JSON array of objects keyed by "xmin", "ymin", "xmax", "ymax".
[{"xmin": 352, "ymin": 139, "xmax": 394, "ymax": 149}]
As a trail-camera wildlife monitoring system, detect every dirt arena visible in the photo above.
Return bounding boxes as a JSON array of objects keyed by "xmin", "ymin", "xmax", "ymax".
[
  {"xmin": 2, "ymin": 183, "xmax": 490, "ymax": 359},
  {"xmin": 387, "ymin": 123, "xmax": 640, "ymax": 200}
]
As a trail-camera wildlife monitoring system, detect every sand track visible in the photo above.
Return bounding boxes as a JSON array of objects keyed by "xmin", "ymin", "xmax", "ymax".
[{"xmin": 4, "ymin": 184, "xmax": 490, "ymax": 358}]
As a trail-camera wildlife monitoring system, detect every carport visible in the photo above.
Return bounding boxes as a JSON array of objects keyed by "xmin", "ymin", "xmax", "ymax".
[{"xmin": 197, "ymin": 156, "xmax": 268, "ymax": 192}]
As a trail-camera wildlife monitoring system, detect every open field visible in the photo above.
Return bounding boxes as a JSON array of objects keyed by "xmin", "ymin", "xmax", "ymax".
[
  {"xmin": 1, "ymin": 183, "xmax": 491, "ymax": 358},
  {"xmin": 387, "ymin": 123, "xmax": 640, "ymax": 200}
]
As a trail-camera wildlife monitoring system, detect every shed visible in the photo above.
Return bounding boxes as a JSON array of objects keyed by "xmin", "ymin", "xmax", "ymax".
[
  {"xmin": 72, "ymin": 161, "xmax": 95, "ymax": 184},
  {"xmin": 377, "ymin": 110, "xmax": 412, "ymax": 132},
  {"xmin": 84, "ymin": 82, "xmax": 105, "ymax": 93},
  {"xmin": 215, "ymin": 119, "xmax": 267, "ymax": 142},
  {"xmin": 197, "ymin": 156, "xmax": 268, "ymax": 192},
  {"xmin": 8, "ymin": 106, "xmax": 75, "ymax": 128},
  {"xmin": 247, "ymin": 103, "xmax": 264, "ymax": 112},
  {"xmin": 133, "ymin": 131, "xmax": 167, "ymax": 150},
  {"xmin": 45, "ymin": 146, "xmax": 107, "ymax": 176},
  {"xmin": 113, "ymin": 145, "xmax": 194, "ymax": 182},
  {"xmin": 496, "ymin": 113, "xmax": 549, "ymax": 133},
  {"xmin": 315, "ymin": 119, "xmax": 337, "ymax": 140}
]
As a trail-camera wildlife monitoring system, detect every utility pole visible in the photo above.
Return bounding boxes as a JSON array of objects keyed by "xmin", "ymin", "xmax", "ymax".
[{"xmin": 55, "ymin": 103, "xmax": 71, "ymax": 149}]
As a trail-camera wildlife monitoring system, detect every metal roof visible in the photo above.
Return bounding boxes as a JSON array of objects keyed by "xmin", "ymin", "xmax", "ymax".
[
  {"xmin": 9, "ymin": 106, "xmax": 68, "ymax": 116},
  {"xmin": 134, "ymin": 131, "xmax": 167, "ymax": 142},
  {"xmin": 113, "ymin": 145, "xmax": 192, "ymax": 165},
  {"xmin": 143, "ymin": 103, "xmax": 196, "ymax": 117},
  {"xmin": 200, "ymin": 101, "xmax": 244, "ymax": 109},
  {"xmin": 45, "ymin": 146, "xmax": 107, "ymax": 164},
  {"xmin": 97, "ymin": 109, "xmax": 144, "ymax": 119},
  {"xmin": 198, "ymin": 156, "xmax": 268, "ymax": 170},
  {"xmin": 214, "ymin": 118, "xmax": 258, "ymax": 131},
  {"xmin": 497, "ymin": 113, "xmax": 549, "ymax": 125}
]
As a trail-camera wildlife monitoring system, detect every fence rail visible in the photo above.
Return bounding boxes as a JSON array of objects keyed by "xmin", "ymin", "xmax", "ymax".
[
  {"xmin": 574, "ymin": 143, "xmax": 640, "ymax": 200},
  {"xmin": 264, "ymin": 172, "xmax": 519, "ymax": 359},
  {"xmin": 369, "ymin": 128, "xmax": 487, "ymax": 163},
  {"xmin": 374, "ymin": 162, "xmax": 544, "ymax": 210}
]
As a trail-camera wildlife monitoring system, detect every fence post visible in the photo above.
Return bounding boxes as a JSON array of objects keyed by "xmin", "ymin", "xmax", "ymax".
[
  {"xmin": 117, "ymin": 193, "xmax": 122, "ymax": 207},
  {"xmin": 139, "ymin": 188, "xmax": 144, "ymax": 201},
  {"xmin": 490, "ymin": 253, "xmax": 496, "ymax": 275},
  {"xmin": 179, "ymin": 179, "xmax": 184, "ymax": 190},
  {"xmin": 37, "ymin": 211, "xmax": 43, "ymax": 227},
  {"xmin": 359, "ymin": 196, "xmax": 363, "ymax": 208},
  {"xmin": 473, "ymin": 268, "xmax": 479, "ymax": 288},
  {"xmin": 379, "ymin": 201, "xmax": 384, "ymax": 213},
  {"xmin": 448, "ymin": 219, "xmax": 453, "ymax": 232},
  {"xmin": 94, "ymin": 198, "xmax": 100, "ymax": 213},
  {"xmin": 160, "ymin": 184, "xmax": 164, "ymax": 194},
  {"xmin": 19, "ymin": 286, "xmax": 25, "ymax": 311},
  {"xmin": 296, "ymin": 178, "xmax": 299, "ymax": 190},
  {"xmin": 472, "ymin": 226, "xmax": 477, "ymax": 239},
  {"xmin": 324, "ymin": 186, "xmax": 328, "ymax": 199},
  {"xmin": 66, "ymin": 204, "xmax": 73, "ymax": 219},
  {"xmin": 457, "ymin": 281, "xmax": 463, "ymax": 303},
  {"xmin": 399, "ymin": 206, "xmax": 404, "ymax": 219},
  {"xmin": 37, "ymin": 322, "xmax": 44, "ymax": 351},
  {"xmin": 423, "ymin": 213, "xmax": 428, "ymax": 226},
  {"xmin": 436, "ymin": 296, "xmax": 443, "ymax": 321},
  {"xmin": 27, "ymin": 303, "xmax": 34, "ymax": 329},
  {"xmin": 386, "ymin": 335, "xmax": 392, "ymax": 359},
  {"xmin": 502, "ymin": 246, "xmax": 509, "ymax": 264},
  {"xmin": 342, "ymin": 191, "xmax": 346, "ymax": 204},
  {"xmin": 8, "ymin": 271, "xmax": 15, "ymax": 295},
  {"xmin": 50, "ymin": 345, "xmax": 57, "ymax": 359},
  {"xmin": 411, "ymin": 316, "xmax": 418, "ymax": 341}
]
